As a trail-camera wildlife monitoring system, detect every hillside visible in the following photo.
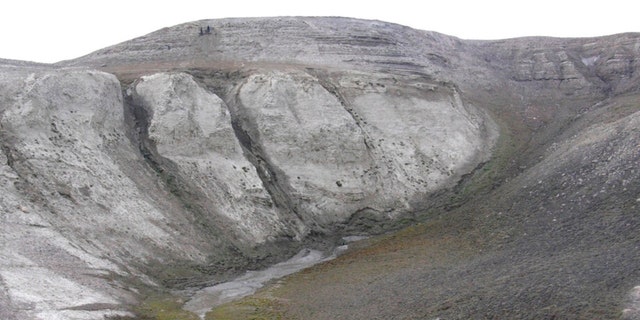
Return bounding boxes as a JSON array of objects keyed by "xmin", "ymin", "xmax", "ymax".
[{"xmin": 0, "ymin": 17, "xmax": 638, "ymax": 319}]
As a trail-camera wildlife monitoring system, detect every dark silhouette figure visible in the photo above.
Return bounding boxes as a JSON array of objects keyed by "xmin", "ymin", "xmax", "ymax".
[{"xmin": 199, "ymin": 25, "xmax": 212, "ymax": 36}]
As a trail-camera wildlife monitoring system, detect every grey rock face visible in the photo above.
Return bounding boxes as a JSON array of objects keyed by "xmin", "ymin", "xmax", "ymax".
[
  {"xmin": 232, "ymin": 70, "xmax": 377, "ymax": 226},
  {"xmin": 0, "ymin": 67, "xmax": 140, "ymax": 319},
  {"xmin": 228, "ymin": 69, "xmax": 496, "ymax": 230},
  {"xmin": 125, "ymin": 69, "xmax": 496, "ymax": 237},
  {"xmin": 0, "ymin": 67, "xmax": 292, "ymax": 319},
  {"xmin": 466, "ymin": 33, "xmax": 640, "ymax": 97},
  {"xmin": 128, "ymin": 72, "xmax": 300, "ymax": 244}
]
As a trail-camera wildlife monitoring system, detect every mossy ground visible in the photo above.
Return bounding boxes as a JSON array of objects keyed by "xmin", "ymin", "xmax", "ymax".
[
  {"xmin": 203, "ymin": 98, "xmax": 640, "ymax": 319},
  {"xmin": 205, "ymin": 216, "xmax": 480, "ymax": 319},
  {"xmin": 205, "ymin": 294, "xmax": 288, "ymax": 320},
  {"xmin": 108, "ymin": 295, "xmax": 199, "ymax": 320},
  {"xmin": 200, "ymin": 111, "xmax": 521, "ymax": 319},
  {"xmin": 135, "ymin": 296, "xmax": 200, "ymax": 320}
]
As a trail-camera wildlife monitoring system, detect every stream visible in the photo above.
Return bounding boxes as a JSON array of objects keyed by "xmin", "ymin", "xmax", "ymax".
[{"xmin": 182, "ymin": 236, "xmax": 368, "ymax": 319}]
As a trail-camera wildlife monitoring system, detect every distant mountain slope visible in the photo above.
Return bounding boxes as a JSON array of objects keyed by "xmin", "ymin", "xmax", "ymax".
[{"xmin": 0, "ymin": 17, "xmax": 638, "ymax": 319}]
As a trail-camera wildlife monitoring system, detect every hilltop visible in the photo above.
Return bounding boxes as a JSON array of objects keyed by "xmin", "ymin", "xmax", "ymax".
[{"xmin": 0, "ymin": 17, "xmax": 638, "ymax": 319}]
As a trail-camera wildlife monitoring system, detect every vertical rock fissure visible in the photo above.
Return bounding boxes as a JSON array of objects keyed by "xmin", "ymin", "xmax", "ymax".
[
  {"xmin": 0, "ymin": 119, "xmax": 19, "ymax": 173},
  {"xmin": 224, "ymin": 86, "xmax": 318, "ymax": 236},
  {"xmin": 1, "ymin": 144, "xmax": 15, "ymax": 168},
  {"xmin": 0, "ymin": 277, "xmax": 19, "ymax": 320},
  {"xmin": 186, "ymin": 72, "xmax": 308, "ymax": 234},
  {"xmin": 311, "ymin": 73, "xmax": 399, "ymax": 189},
  {"xmin": 0, "ymin": 129, "xmax": 51, "ymax": 211},
  {"xmin": 312, "ymin": 73, "xmax": 378, "ymax": 154},
  {"xmin": 308, "ymin": 72, "xmax": 407, "ymax": 230},
  {"xmin": 122, "ymin": 89, "xmax": 247, "ymax": 260}
]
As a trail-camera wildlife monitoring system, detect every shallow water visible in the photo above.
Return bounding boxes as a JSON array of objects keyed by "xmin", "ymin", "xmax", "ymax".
[
  {"xmin": 182, "ymin": 248, "xmax": 333, "ymax": 318},
  {"xmin": 622, "ymin": 285, "xmax": 640, "ymax": 319},
  {"xmin": 183, "ymin": 235, "xmax": 369, "ymax": 318}
]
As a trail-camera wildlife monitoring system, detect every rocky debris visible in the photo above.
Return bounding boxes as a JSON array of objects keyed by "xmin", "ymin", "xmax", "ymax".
[{"xmin": 460, "ymin": 97, "xmax": 640, "ymax": 319}]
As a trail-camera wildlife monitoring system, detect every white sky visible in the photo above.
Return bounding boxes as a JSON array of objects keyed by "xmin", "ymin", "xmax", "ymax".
[{"xmin": 1, "ymin": 0, "xmax": 639, "ymax": 63}]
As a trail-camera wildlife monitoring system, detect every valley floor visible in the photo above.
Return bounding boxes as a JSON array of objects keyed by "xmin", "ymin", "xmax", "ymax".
[
  {"xmin": 208, "ymin": 202, "xmax": 640, "ymax": 319},
  {"xmin": 206, "ymin": 102, "xmax": 640, "ymax": 319}
]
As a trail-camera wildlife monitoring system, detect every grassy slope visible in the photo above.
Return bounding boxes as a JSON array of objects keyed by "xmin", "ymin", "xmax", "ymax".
[
  {"xmin": 205, "ymin": 99, "xmax": 517, "ymax": 319},
  {"xmin": 206, "ymin": 93, "xmax": 640, "ymax": 319}
]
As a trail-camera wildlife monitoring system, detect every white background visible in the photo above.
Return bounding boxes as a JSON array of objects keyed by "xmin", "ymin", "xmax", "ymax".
[{"xmin": 1, "ymin": 0, "xmax": 639, "ymax": 63}]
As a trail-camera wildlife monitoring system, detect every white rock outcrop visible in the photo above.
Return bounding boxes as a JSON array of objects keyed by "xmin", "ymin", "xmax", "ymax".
[
  {"xmin": 0, "ymin": 67, "xmax": 141, "ymax": 319},
  {"xmin": 128, "ymin": 72, "xmax": 303, "ymax": 243},
  {"xmin": 230, "ymin": 70, "xmax": 497, "ymax": 228}
]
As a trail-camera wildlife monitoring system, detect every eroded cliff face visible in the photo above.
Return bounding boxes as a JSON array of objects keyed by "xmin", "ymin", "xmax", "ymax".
[
  {"xmin": 125, "ymin": 68, "xmax": 496, "ymax": 236},
  {"xmin": 1, "ymin": 17, "xmax": 639, "ymax": 319},
  {"xmin": 0, "ymin": 47, "xmax": 496, "ymax": 319},
  {"xmin": 128, "ymin": 72, "xmax": 300, "ymax": 244},
  {"xmin": 0, "ymin": 68, "xmax": 144, "ymax": 319}
]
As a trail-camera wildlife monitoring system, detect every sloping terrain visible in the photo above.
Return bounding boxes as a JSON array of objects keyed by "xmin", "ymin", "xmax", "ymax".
[
  {"xmin": 0, "ymin": 17, "xmax": 638, "ymax": 319},
  {"xmin": 213, "ymin": 92, "xmax": 640, "ymax": 319}
]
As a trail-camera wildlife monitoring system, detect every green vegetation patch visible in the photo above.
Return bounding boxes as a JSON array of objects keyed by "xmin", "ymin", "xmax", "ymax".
[
  {"xmin": 133, "ymin": 295, "xmax": 200, "ymax": 320},
  {"xmin": 206, "ymin": 291, "xmax": 288, "ymax": 320}
]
